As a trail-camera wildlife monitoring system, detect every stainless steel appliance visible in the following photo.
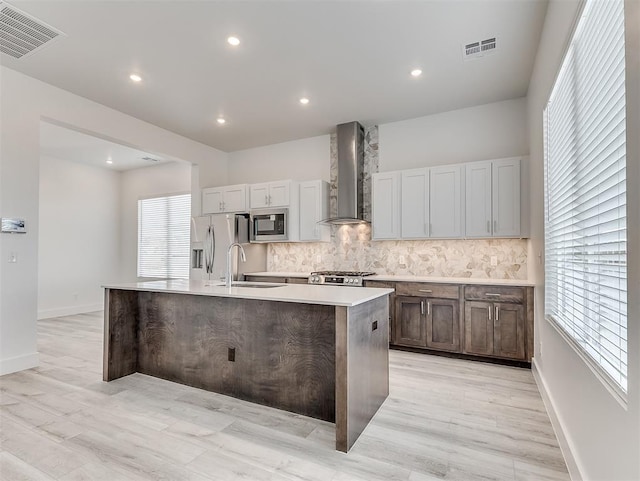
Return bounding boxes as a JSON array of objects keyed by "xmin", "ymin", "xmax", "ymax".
[
  {"xmin": 190, "ymin": 213, "xmax": 266, "ymax": 282},
  {"xmin": 250, "ymin": 208, "xmax": 288, "ymax": 242},
  {"xmin": 320, "ymin": 121, "xmax": 367, "ymax": 225},
  {"xmin": 308, "ymin": 270, "xmax": 375, "ymax": 286}
]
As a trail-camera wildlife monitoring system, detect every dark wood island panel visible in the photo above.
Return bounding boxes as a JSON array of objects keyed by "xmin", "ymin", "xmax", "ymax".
[{"xmin": 103, "ymin": 288, "xmax": 389, "ymax": 452}]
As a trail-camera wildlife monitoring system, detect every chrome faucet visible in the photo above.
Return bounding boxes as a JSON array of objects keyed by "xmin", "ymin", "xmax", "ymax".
[{"xmin": 226, "ymin": 242, "xmax": 246, "ymax": 288}]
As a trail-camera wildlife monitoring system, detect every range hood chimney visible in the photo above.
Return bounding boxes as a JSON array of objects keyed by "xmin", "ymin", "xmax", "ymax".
[{"xmin": 321, "ymin": 121, "xmax": 367, "ymax": 225}]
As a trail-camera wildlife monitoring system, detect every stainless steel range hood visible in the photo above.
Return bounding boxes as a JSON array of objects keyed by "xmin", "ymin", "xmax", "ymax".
[{"xmin": 320, "ymin": 121, "xmax": 368, "ymax": 225}]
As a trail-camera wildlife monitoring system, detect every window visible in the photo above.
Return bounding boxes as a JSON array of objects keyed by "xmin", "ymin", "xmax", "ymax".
[
  {"xmin": 544, "ymin": 0, "xmax": 627, "ymax": 395},
  {"xmin": 137, "ymin": 193, "xmax": 191, "ymax": 279}
]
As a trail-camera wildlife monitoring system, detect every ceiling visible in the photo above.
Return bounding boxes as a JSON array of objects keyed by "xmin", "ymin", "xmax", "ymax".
[
  {"xmin": 40, "ymin": 121, "xmax": 171, "ymax": 171},
  {"xmin": 3, "ymin": 1, "xmax": 548, "ymax": 153}
]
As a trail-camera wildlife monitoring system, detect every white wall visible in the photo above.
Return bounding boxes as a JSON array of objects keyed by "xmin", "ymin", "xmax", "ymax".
[
  {"xmin": 0, "ymin": 66, "xmax": 227, "ymax": 376},
  {"xmin": 378, "ymin": 98, "xmax": 529, "ymax": 171},
  {"xmin": 527, "ymin": 2, "xmax": 640, "ymax": 480},
  {"xmin": 38, "ymin": 155, "xmax": 121, "ymax": 319},
  {"xmin": 120, "ymin": 162, "xmax": 192, "ymax": 282},
  {"xmin": 227, "ymin": 135, "xmax": 330, "ymax": 184}
]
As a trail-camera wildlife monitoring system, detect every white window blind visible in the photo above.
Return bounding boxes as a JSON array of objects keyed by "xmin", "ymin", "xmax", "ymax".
[
  {"xmin": 137, "ymin": 193, "xmax": 191, "ymax": 279},
  {"xmin": 544, "ymin": 0, "xmax": 627, "ymax": 394}
]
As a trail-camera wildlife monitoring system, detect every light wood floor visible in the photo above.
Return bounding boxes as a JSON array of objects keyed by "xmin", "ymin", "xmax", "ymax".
[{"xmin": 0, "ymin": 311, "xmax": 570, "ymax": 481}]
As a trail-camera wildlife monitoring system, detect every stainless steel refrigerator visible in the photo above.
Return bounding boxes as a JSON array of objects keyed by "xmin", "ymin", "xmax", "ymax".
[{"xmin": 190, "ymin": 213, "xmax": 266, "ymax": 282}]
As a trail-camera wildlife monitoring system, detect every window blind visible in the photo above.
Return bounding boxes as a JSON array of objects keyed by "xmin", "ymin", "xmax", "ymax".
[
  {"xmin": 137, "ymin": 193, "xmax": 191, "ymax": 280},
  {"xmin": 544, "ymin": 0, "xmax": 627, "ymax": 393}
]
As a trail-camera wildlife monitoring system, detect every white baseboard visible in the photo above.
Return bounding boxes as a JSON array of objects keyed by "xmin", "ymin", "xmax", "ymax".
[
  {"xmin": 532, "ymin": 357, "xmax": 583, "ymax": 481},
  {"xmin": 37, "ymin": 303, "xmax": 103, "ymax": 320},
  {"xmin": 0, "ymin": 352, "xmax": 39, "ymax": 376}
]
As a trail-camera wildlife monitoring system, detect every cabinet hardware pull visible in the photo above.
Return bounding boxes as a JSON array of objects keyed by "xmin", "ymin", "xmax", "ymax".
[
  {"xmin": 495, "ymin": 305, "xmax": 499, "ymax": 321},
  {"xmin": 418, "ymin": 289, "xmax": 432, "ymax": 293},
  {"xmin": 269, "ymin": 195, "xmax": 272, "ymax": 205},
  {"xmin": 488, "ymin": 305, "xmax": 492, "ymax": 321},
  {"xmin": 420, "ymin": 301, "xmax": 425, "ymax": 316},
  {"xmin": 487, "ymin": 220, "xmax": 491, "ymax": 233},
  {"xmin": 265, "ymin": 195, "xmax": 268, "ymax": 205},
  {"xmin": 427, "ymin": 301, "xmax": 431, "ymax": 316},
  {"xmin": 219, "ymin": 202, "xmax": 222, "ymax": 211},
  {"xmin": 485, "ymin": 293, "xmax": 501, "ymax": 297}
]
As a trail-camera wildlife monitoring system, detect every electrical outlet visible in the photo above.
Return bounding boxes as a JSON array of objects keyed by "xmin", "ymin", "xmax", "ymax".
[
  {"xmin": 8, "ymin": 252, "xmax": 17, "ymax": 263},
  {"xmin": 316, "ymin": 254, "xmax": 322, "ymax": 263},
  {"xmin": 273, "ymin": 254, "xmax": 279, "ymax": 263},
  {"xmin": 491, "ymin": 256, "xmax": 498, "ymax": 266},
  {"xmin": 399, "ymin": 255, "xmax": 406, "ymax": 265}
]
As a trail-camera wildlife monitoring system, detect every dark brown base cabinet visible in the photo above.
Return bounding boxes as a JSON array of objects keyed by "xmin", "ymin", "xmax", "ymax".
[
  {"xmin": 366, "ymin": 280, "xmax": 534, "ymax": 364},
  {"xmin": 394, "ymin": 296, "xmax": 460, "ymax": 352}
]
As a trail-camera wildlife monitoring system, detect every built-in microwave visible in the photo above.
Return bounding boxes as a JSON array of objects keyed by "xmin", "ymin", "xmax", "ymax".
[{"xmin": 250, "ymin": 208, "xmax": 288, "ymax": 242}]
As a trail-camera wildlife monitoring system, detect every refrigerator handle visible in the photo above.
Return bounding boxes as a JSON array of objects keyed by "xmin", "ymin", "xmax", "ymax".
[
  {"xmin": 203, "ymin": 227, "xmax": 211, "ymax": 274},
  {"xmin": 210, "ymin": 225, "xmax": 216, "ymax": 275}
]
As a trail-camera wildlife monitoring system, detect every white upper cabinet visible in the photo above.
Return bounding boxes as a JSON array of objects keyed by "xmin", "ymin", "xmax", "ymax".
[
  {"xmin": 464, "ymin": 157, "xmax": 523, "ymax": 238},
  {"xmin": 202, "ymin": 184, "xmax": 247, "ymax": 214},
  {"xmin": 250, "ymin": 180, "xmax": 293, "ymax": 209},
  {"xmin": 429, "ymin": 165, "xmax": 463, "ymax": 238},
  {"xmin": 299, "ymin": 180, "xmax": 329, "ymax": 242},
  {"xmin": 401, "ymin": 168, "xmax": 429, "ymax": 239},
  {"xmin": 465, "ymin": 161, "xmax": 493, "ymax": 237},
  {"xmin": 372, "ymin": 172, "xmax": 401, "ymax": 240},
  {"xmin": 492, "ymin": 158, "xmax": 521, "ymax": 237}
]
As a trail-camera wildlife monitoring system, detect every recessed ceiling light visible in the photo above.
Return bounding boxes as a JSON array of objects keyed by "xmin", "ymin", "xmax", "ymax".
[
  {"xmin": 227, "ymin": 36, "xmax": 240, "ymax": 46},
  {"xmin": 410, "ymin": 69, "xmax": 422, "ymax": 77},
  {"xmin": 129, "ymin": 74, "xmax": 142, "ymax": 82},
  {"xmin": 106, "ymin": 158, "xmax": 113, "ymax": 164},
  {"xmin": 217, "ymin": 117, "xmax": 226, "ymax": 125},
  {"xmin": 299, "ymin": 97, "xmax": 310, "ymax": 105}
]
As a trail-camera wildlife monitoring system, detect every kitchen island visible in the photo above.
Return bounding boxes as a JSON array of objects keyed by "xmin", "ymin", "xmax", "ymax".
[{"xmin": 102, "ymin": 280, "xmax": 393, "ymax": 452}]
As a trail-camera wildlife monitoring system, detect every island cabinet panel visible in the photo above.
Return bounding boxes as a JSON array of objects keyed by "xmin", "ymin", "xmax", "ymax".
[
  {"xmin": 335, "ymin": 296, "xmax": 389, "ymax": 452},
  {"xmin": 103, "ymin": 289, "xmax": 139, "ymax": 381},
  {"xmin": 135, "ymin": 292, "xmax": 337, "ymax": 422}
]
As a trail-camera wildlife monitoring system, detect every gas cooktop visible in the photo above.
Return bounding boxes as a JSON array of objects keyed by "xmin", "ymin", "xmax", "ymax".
[{"xmin": 308, "ymin": 271, "xmax": 375, "ymax": 286}]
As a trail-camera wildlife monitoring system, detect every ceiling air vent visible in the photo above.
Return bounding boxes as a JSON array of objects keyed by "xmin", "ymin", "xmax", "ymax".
[
  {"xmin": 0, "ymin": 1, "xmax": 65, "ymax": 59},
  {"xmin": 142, "ymin": 156, "xmax": 160, "ymax": 163},
  {"xmin": 463, "ymin": 37, "xmax": 497, "ymax": 60}
]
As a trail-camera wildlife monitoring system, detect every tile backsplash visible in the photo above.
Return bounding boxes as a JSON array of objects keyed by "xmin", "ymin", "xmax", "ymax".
[{"xmin": 268, "ymin": 224, "xmax": 528, "ymax": 279}]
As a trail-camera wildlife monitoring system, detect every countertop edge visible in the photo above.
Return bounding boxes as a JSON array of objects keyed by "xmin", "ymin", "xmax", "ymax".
[{"xmin": 245, "ymin": 272, "xmax": 535, "ymax": 287}]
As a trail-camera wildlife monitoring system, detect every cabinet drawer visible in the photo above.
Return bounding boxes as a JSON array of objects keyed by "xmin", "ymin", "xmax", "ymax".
[
  {"xmin": 464, "ymin": 286, "xmax": 524, "ymax": 303},
  {"xmin": 364, "ymin": 280, "xmax": 396, "ymax": 290},
  {"xmin": 395, "ymin": 282, "xmax": 459, "ymax": 299}
]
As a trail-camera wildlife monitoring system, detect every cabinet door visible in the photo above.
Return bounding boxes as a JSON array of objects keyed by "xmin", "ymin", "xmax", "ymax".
[
  {"xmin": 222, "ymin": 185, "xmax": 247, "ymax": 212},
  {"xmin": 268, "ymin": 181, "xmax": 290, "ymax": 207},
  {"xmin": 202, "ymin": 188, "xmax": 223, "ymax": 214},
  {"xmin": 426, "ymin": 299, "xmax": 460, "ymax": 352},
  {"xmin": 464, "ymin": 300, "xmax": 494, "ymax": 356},
  {"xmin": 465, "ymin": 161, "xmax": 492, "ymax": 237},
  {"xmin": 250, "ymin": 183, "xmax": 270, "ymax": 209},
  {"xmin": 493, "ymin": 302, "xmax": 525, "ymax": 360},
  {"xmin": 492, "ymin": 158, "xmax": 521, "ymax": 237},
  {"xmin": 299, "ymin": 181, "xmax": 322, "ymax": 241},
  {"xmin": 372, "ymin": 172, "xmax": 400, "ymax": 240},
  {"xmin": 394, "ymin": 296, "xmax": 426, "ymax": 347},
  {"xmin": 429, "ymin": 165, "xmax": 462, "ymax": 238},
  {"xmin": 401, "ymin": 168, "xmax": 429, "ymax": 238}
]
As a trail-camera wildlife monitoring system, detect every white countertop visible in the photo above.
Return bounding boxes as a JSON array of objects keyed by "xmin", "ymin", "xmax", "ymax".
[
  {"xmin": 103, "ymin": 279, "xmax": 394, "ymax": 307},
  {"xmin": 245, "ymin": 272, "xmax": 535, "ymax": 287}
]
